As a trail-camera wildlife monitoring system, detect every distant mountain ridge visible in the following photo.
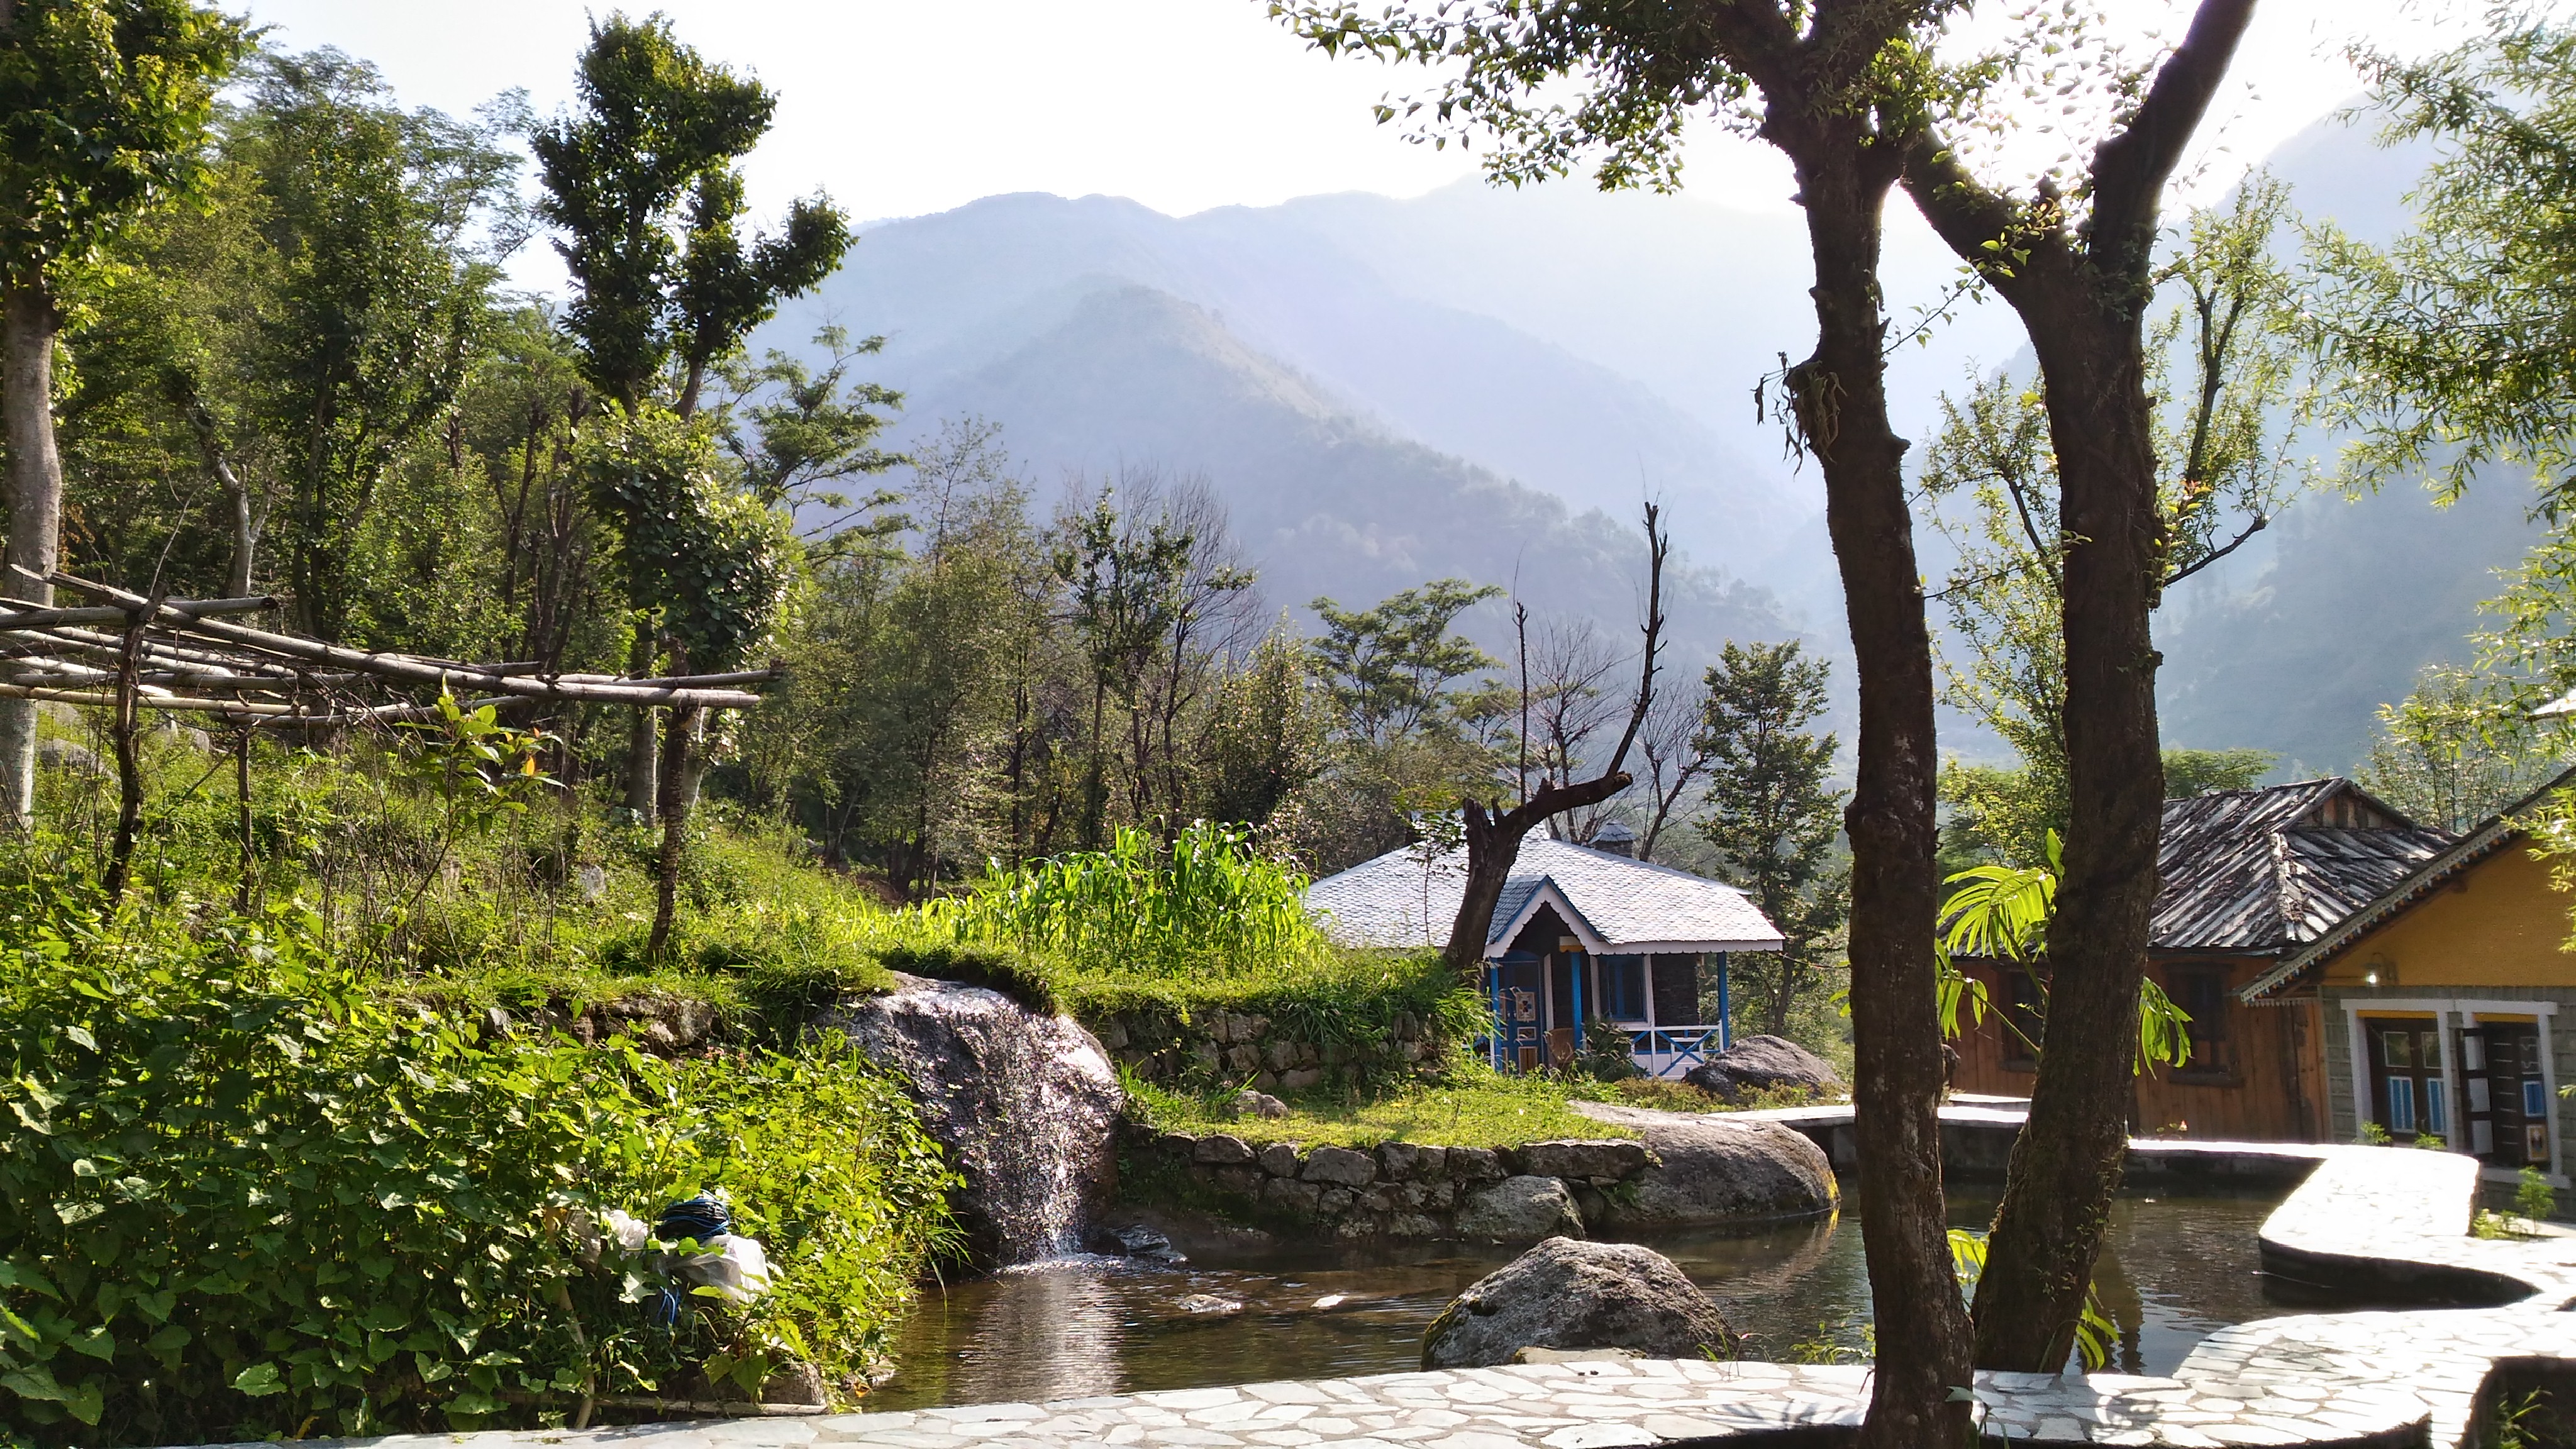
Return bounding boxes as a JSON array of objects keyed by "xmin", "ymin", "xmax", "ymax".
[
  {"xmin": 921, "ymin": 282, "xmax": 1794, "ymax": 665},
  {"xmin": 762, "ymin": 108, "xmax": 2550, "ymax": 777}
]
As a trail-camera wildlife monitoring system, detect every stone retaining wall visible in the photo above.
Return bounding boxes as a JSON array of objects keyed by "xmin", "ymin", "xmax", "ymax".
[
  {"xmin": 1126, "ymin": 1126, "xmax": 1650, "ymax": 1240},
  {"xmin": 1094, "ymin": 1008, "xmax": 1444, "ymax": 1091}
]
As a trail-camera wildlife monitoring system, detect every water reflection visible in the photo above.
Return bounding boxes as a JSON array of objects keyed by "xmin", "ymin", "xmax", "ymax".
[{"xmin": 870, "ymin": 1191, "xmax": 2291, "ymax": 1411}]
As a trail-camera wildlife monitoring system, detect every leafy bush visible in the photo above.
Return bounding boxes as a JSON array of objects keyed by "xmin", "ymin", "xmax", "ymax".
[{"xmin": 0, "ymin": 894, "xmax": 955, "ymax": 1446}]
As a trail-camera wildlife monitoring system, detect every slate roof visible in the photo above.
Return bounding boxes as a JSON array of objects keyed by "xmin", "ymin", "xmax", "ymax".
[
  {"xmin": 2243, "ymin": 765, "xmax": 2576, "ymax": 1001},
  {"xmin": 1302, "ymin": 835, "xmax": 1784, "ymax": 957},
  {"xmin": 2153, "ymin": 779, "xmax": 2450, "ymax": 955}
]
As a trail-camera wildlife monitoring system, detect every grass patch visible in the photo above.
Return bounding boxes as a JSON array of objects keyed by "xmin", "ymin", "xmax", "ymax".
[
  {"xmin": 1126, "ymin": 1062, "xmax": 1640, "ymax": 1148},
  {"xmin": 1567, "ymin": 1078, "xmax": 1842, "ymax": 1114}
]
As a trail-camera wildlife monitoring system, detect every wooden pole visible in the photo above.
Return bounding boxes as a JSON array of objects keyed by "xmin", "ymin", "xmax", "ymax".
[
  {"xmin": 104, "ymin": 606, "xmax": 145, "ymax": 902},
  {"xmin": 234, "ymin": 725, "xmax": 255, "ymax": 914}
]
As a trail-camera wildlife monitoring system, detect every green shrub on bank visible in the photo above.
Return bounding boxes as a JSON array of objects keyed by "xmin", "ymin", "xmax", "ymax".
[{"xmin": 0, "ymin": 891, "xmax": 955, "ymax": 1446}]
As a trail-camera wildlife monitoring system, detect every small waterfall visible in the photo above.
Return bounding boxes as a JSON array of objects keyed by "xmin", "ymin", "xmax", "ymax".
[{"xmin": 825, "ymin": 974, "xmax": 1124, "ymax": 1266}]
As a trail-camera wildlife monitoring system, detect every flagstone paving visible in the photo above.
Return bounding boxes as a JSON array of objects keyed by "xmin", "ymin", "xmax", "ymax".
[{"xmin": 266, "ymin": 1124, "xmax": 2576, "ymax": 1449}]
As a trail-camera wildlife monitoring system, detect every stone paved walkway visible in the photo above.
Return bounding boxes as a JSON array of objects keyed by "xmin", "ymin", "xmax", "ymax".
[{"xmin": 266, "ymin": 1121, "xmax": 2576, "ymax": 1449}]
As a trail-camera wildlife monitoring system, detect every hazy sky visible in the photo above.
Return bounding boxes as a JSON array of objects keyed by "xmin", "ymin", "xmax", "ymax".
[{"xmin": 238, "ymin": 0, "xmax": 2466, "ymax": 279}]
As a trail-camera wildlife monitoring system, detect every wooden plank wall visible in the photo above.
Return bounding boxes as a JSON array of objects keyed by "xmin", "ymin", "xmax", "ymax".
[{"xmin": 1949, "ymin": 958, "xmax": 2327, "ymax": 1142}]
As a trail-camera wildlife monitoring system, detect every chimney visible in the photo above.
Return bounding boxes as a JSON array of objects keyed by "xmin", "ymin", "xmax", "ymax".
[{"xmin": 1588, "ymin": 821, "xmax": 1637, "ymax": 858}]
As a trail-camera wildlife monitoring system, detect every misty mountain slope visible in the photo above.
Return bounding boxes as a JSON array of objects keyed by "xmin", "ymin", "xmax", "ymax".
[
  {"xmin": 2158, "ymin": 475, "xmax": 2545, "ymax": 775},
  {"xmin": 775, "ymin": 191, "xmax": 1817, "ymax": 578},
  {"xmin": 2146, "ymin": 111, "xmax": 2538, "ymax": 775},
  {"xmin": 916, "ymin": 284, "xmax": 1796, "ymax": 666}
]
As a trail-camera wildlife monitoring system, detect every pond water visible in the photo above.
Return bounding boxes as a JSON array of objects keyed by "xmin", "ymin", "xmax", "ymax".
[{"xmin": 869, "ymin": 1189, "xmax": 2299, "ymax": 1411}]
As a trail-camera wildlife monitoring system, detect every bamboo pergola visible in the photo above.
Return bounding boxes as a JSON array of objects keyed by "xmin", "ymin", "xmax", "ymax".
[
  {"xmin": 2, "ymin": 568, "xmax": 778, "ymax": 904},
  {"xmin": 0, "ymin": 569, "xmax": 774, "ymax": 725}
]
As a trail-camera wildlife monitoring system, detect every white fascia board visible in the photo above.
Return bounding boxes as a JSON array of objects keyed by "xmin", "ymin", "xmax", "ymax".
[{"xmin": 1484, "ymin": 879, "xmax": 1612, "ymax": 960}]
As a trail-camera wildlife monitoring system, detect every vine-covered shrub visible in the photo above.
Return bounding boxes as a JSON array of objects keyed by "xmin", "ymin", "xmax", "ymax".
[{"xmin": 0, "ymin": 895, "xmax": 955, "ymax": 1447}]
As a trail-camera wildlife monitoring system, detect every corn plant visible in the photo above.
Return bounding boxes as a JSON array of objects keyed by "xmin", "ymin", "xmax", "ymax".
[{"xmin": 920, "ymin": 822, "xmax": 1328, "ymax": 977}]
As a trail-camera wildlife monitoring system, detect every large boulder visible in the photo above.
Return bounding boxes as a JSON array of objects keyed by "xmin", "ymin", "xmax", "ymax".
[
  {"xmin": 1684, "ymin": 1034, "xmax": 1843, "ymax": 1098},
  {"xmin": 1455, "ymin": 1174, "xmax": 1586, "ymax": 1240},
  {"xmin": 819, "ymin": 974, "xmax": 1123, "ymax": 1267},
  {"xmin": 1422, "ymin": 1237, "xmax": 1739, "ymax": 1368},
  {"xmin": 1591, "ymin": 1119, "xmax": 1837, "ymax": 1231}
]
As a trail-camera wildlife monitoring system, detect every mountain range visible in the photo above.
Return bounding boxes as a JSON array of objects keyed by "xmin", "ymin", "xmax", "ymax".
[{"xmin": 762, "ymin": 108, "xmax": 2542, "ymax": 779}]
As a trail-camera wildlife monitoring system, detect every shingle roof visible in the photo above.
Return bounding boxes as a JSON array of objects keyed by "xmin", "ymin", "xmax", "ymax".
[
  {"xmin": 2152, "ymin": 779, "xmax": 2450, "ymax": 954},
  {"xmin": 1303, "ymin": 836, "xmax": 1784, "ymax": 957},
  {"xmin": 2243, "ymin": 765, "xmax": 2576, "ymax": 1001}
]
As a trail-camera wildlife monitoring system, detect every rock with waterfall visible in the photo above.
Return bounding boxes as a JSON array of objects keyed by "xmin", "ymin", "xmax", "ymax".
[{"xmin": 821, "ymin": 974, "xmax": 1123, "ymax": 1265}]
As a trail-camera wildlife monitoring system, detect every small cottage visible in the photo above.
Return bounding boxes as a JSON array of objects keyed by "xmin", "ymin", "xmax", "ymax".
[
  {"xmin": 1302, "ymin": 832, "xmax": 1783, "ymax": 1078},
  {"xmin": 2241, "ymin": 768, "xmax": 2576, "ymax": 1184},
  {"xmin": 1948, "ymin": 778, "xmax": 2450, "ymax": 1140}
]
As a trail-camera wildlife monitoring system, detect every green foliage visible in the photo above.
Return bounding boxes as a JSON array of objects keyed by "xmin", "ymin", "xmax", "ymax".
[
  {"xmin": 1941, "ymin": 747, "xmax": 2275, "ymax": 874},
  {"xmin": 1201, "ymin": 627, "xmax": 1330, "ymax": 842},
  {"xmin": 2297, "ymin": 14, "xmax": 2576, "ymax": 515},
  {"xmin": 715, "ymin": 326, "xmax": 902, "ymax": 538},
  {"xmin": 1694, "ymin": 640, "xmax": 1848, "ymax": 1036},
  {"xmin": 2519, "ymin": 1165, "xmax": 2558, "ymax": 1226},
  {"xmin": 1308, "ymin": 579, "xmax": 1501, "ymax": 748},
  {"xmin": 0, "ymin": 894, "xmax": 955, "ymax": 1444},
  {"xmin": 0, "ymin": 0, "xmax": 247, "ymax": 285},
  {"xmin": 230, "ymin": 48, "xmax": 523, "ymax": 643},
  {"xmin": 2357, "ymin": 665, "xmax": 2562, "ymax": 833},
  {"xmin": 1933, "ymin": 834, "xmax": 2192, "ymax": 1074},
  {"xmin": 531, "ymin": 13, "xmax": 840, "ymax": 416},
  {"xmin": 923, "ymin": 822, "xmax": 1328, "ymax": 980},
  {"xmin": 2161, "ymin": 748, "xmax": 2276, "ymax": 799},
  {"xmin": 580, "ymin": 406, "xmax": 790, "ymax": 672}
]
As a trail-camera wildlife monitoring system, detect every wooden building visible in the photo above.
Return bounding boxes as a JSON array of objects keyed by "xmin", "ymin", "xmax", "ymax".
[
  {"xmin": 2241, "ymin": 768, "xmax": 2576, "ymax": 1184},
  {"xmin": 1949, "ymin": 779, "xmax": 2449, "ymax": 1140},
  {"xmin": 1304, "ymin": 833, "xmax": 1783, "ymax": 1078}
]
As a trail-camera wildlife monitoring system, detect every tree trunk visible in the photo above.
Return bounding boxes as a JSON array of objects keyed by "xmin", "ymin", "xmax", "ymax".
[
  {"xmin": 623, "ymin": 627, "xmax": 659, "ymax": 819},
  {"xmin": 1440, "ymin": 506, "xmax": 1666, "ymax": 976},
  {"xmin": 647, "ymin": 701, "xmax": 704, "ymax": 960},
  {"xmin": 235, "ymin": 726, "xmax": 257, "ymax": 914},
  {"xmin": 1774, "ymin": 127, "xmax": 1975, "ymax": 1449},
  {"xmin": 0, "ymin": 281, "xmax": 61, "ymax": 829},
  {"xmin": 1892, "ymin": 0, "xmax": 2255, "ymax": 1373},
  {"xmin": 1966, "ymin": 297, "xmax": 2167, "ymax": 1374},
  {"xmin": 186, "ymin": 400, "xmax": 260, "ymax": 596}
]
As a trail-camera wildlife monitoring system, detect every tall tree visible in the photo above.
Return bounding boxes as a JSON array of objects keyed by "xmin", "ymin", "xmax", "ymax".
[
  {"xmin": 1696, "ymin": 641, "xmax": 1850, "ymax": 1035},
  {"xmin": 1302, "ymin": 578, "xmax": 1508, "ymax": 868},
  {"xmin": 533, "ymin": 11, "xmax": 848, "ymax": 816},
  {"xmin": 1269, "ymin": 8, "xmax": 1975, "ymax": 1435},
  {"xmin": 0, "ymin": 0, "xmax": 243, "ymax": 823},
  {"xmin": 2292, "ymin": 11, "xmax": 2576, "ymax": 855},
  {"xmin": 231, "ymin": 49, "xmax": 523, "ymax": 645},
  {"xmin": 1923, "ymin": 177, "xmax": 2303, "ymax": 866},
  {"xmin": 1274, "ymin": 0, "xmax": 2260, "ymax": 1415},
  {"xmin": 1897, "ymin": 0, "xmax": 2257, "ymax": 1370}
]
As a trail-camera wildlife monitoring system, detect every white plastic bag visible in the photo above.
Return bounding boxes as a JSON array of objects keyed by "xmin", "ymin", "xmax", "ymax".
[
  {"xmin": 670, "ymin": 1234, "xmax": 774, "ymax": 1303},
  {"xmin": 603, "ymin": 1208, "xmax": 651, "ymax": 1255}
]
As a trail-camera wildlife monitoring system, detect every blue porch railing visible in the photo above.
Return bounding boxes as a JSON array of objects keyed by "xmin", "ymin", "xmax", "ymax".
[{"xmin": 1626, "ymin": 1026, "xmax": 1723, "ymax": 1079}]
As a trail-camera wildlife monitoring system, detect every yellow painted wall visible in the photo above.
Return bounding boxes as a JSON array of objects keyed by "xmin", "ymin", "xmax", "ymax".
[{"xmin": 2323, "ymin": 841, "xmax": 2576, "ymax": 989}]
